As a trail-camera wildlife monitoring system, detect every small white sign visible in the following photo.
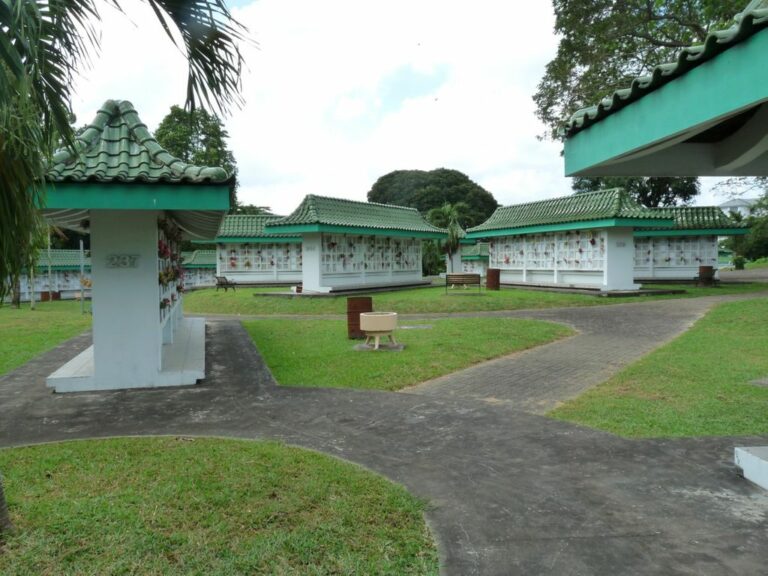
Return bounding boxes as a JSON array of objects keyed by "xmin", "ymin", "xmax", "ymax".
[{"xmin": 106, "ymin": 254, "xmax": 140, "ymax": 268}]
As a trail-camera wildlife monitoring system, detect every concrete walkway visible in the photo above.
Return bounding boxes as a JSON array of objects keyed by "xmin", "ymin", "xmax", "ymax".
[
  {"xmin": 2, "ymin": 296, "xmax": 768, "ymax": 575},
  {"xmin": 405, "ymin": 297, "xmax": 716, "ymax": 413}
]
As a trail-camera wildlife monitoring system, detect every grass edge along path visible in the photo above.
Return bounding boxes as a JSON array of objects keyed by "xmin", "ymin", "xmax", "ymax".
[
  {"xmin": 549, "ymin": 297, "xmax": 768, "ymax": 438},
  {"xmin": 183, "ymin": 283, "xmax": 768, "ymax": 317},
  {"xmin": 244, "ymin": 317, "xmax": 574, "ymax": 391},
  {"xmin": 0, "ymin": 437, "xmax": 438, "ymax": 575}
]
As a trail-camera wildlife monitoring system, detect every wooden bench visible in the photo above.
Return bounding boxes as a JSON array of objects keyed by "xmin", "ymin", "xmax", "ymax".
[
  {"xmin": 445, "ymin": 273, "xmax": 482, "ymax": 294},
  {"xmin": 215, "ymin": 276, "xmax": 236, "ymax": 292}
]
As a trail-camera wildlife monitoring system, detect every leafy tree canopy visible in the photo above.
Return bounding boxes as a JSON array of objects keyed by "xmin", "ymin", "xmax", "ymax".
[
  {"xmin": 534, "ymin": 0, "xmax": 743, "ymax": 141},
  {"xmin": 155, "ymin": 106, "xmax": 239, "ymax": 210},
  {"xmin": 367, "ymin": 169, "xmax": 498, "ymax": 228},
  {"xmin": 0, "ymin": 0, "xmax": 249, "ymax": 300},
  {"xmin": 573, "ymin": 176, "xmax": 700, "ymax": 208},
  {"xmin": 726, "ymin": 194, "xmax": 768, "ymax": 261}
]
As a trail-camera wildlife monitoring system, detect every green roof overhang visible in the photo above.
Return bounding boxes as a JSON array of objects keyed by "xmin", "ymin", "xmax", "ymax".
[
  {"xmin": 265, "ymin": 223, "xmax": 446, "ymax": 239},
  {"xmin": 461, "ymin": 255, "xmax": 488, "ymax": 261},
  {"xmin": 634, "ymin": 228, "xmax": 750, "ymax": 237},
  {"xmin": 216, "ymin": 236, "xmax": 302, "ymax": 244},
  {"xmin": 43, "ymin": 183, "xmax": 230, "ymax": 210},
  {"xmin": 564, "ymin": 30, "xmax": 768, "ymax": 177},
  {"xmin": 465, "ymin": 217, "xmax": 675, "ymax": 239}
]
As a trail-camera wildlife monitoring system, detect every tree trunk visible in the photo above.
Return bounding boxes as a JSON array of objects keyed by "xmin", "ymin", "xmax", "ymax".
[
  {"xmin": 11, "ymin": 278, "xmax": 20, "ymax": 309},
  {"xmin": 0, "ymin": 473, "xmax": 12, "ymax": 537}
]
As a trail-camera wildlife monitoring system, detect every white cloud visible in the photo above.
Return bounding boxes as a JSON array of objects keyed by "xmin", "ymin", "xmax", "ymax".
[{"xmin": 72, "ymin": 0, "xmax": 574, "ymax": 215}]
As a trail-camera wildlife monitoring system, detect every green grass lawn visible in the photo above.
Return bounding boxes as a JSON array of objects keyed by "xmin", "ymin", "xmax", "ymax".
[
  {"xmin": 549, "ymin": 297, "xmax": 768, "ymax": 438},
  {"xmin": 746, "ymin": 257, "xmax": 768, "ymax": 269},
  {"xmin": 0, "ymin": 301, "xmax": 91, "ymax": 376},
  {"xmin": 244, "ymin": 317, "xmax": 573, "ymax": 390},
  {"xmin": 0, "ymin": 437, "xmax": 437, "ymax": 575},
  {"xmin": 184, "ymin": 282, "xmax": 768, "ymax": 317}
]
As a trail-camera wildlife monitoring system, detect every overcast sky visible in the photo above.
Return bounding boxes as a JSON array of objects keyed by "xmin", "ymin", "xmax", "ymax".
[{"xmin": 69, "ymin": 0, "xmax": 724, "ymax": 215}]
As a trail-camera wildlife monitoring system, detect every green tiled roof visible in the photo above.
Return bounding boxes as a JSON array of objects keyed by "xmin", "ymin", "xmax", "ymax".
[
  {"xmin": 467, "ymin": 189, "xmax": 671, "ymax": 235},
  {"xmin": 634, "ymin": 206, "xmax": 750, "ymax": 236},
  {"xmin": 266, "ymin": 195, "xmax": 447, "ymax": 237},
  {"xmin": 34, "ymin": 250, "xmax": 90, "ymax": 271},
  {"xmin": 47, "ymin": 100, "xmax": 233, "ymax": 184},
  {"xmin": 566, "ymin": 1, "xmax": 768, "ymax": 136},
  {"xmin": 461, "ymin": 243, "xmax": 489, "ymax": 260},
  {"xmin": 654, "ymin": 206, "xmax": 748, "ymax": 230},
  {"xmin": 217, "ymin": 214, "xmax": 300, "ymax": 239},
  {"xmin": 181, "ymin": 250, "xmax": 216, "ymax": 268}
]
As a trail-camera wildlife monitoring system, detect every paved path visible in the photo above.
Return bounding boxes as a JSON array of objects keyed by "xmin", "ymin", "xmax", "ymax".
[
  {"xmin": 2, "ymin": 296, "xmax": 768, "ymax": 576},
  {"xmin": 404, "ymin": 297, "xmax": 716, "ymax": 413}
]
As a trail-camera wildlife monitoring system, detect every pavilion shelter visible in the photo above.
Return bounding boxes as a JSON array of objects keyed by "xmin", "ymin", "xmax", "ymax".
[
  {"xmin": 42, "ymin": 100, "xmax": 232, "ymax": 392},
  {"xmin": 634, "ymin": 207, "xmax": 748, "ymax": 281},
  {"xmin": 10, "ymin": 249, "xmax": 92, "ymax": 303},
  {"xmin": 181, "ymin": 250, "xmax": 217, "ymax": 289},
  {"xmin": 461, "ymin": 243, "xmax": 490, "ymax": 277},
  {"xmin": 562, "ymin": 1, "xmax": 768, "ymax": 488},
  {"xmin": 215, "ymin": 214, "xmax": 302, "ymax": 284},
  {"xmin": 466, "ymin": 189, "xmax": 674, "ymax": 291},
  {"xmin": 265, "ymin": 195, "xmax": 446, "ymax": 293}
]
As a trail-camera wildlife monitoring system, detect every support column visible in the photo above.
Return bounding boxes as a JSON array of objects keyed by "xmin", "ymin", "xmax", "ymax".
[
  {"xmin": 603, "ymin": 228, "xmax": 640, "ymax": 291},
  {"xmin": 90, "ymin": 210, "xmax": 162, "ymax": 388},
  {"xmin": 301, "ymin": 233, "xmax": 328, "ymax": 292}
]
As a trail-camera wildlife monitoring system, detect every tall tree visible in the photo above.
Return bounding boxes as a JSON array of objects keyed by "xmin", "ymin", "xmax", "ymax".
[
  {"xmin": 573, "ymin": 176, "xmax": 700, "ymax": 207},
  {"xmin": 427, "ymin": 202, "xmax": 467, "ymax": 272},
  {"xmin": 535, "ymin": 1, "xmax": 741, "ymax": 206},
  {"xmin": 0, "ymin": 0, "xmax": 249, "ymax": 301},
  {"xmin": 368, "ymin": 168, "xmax": 498, "ymax": 228},
  {"xmin": 155, "ymin": 106, "xmax": 239, "ymax": 209},
  {"xmin": 534, "ymin": 0, "xmax": 743, "ymax": 140}
]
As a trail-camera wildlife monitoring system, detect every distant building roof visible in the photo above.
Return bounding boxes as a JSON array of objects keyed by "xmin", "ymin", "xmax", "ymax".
[
  {"xmin": 265, "ymin": 195, "xmax": 447, "ymax": 238},
  {"xmin": 719, "ymin": 198, "xmax": 759, "ymax": 208},
  {"xmin": 34, "ymin": 249, "xmax": 90, "ymax": 271},
  {"xmin": 467, "ymin": 189, "xmax": 673, "ymax": 238},
  {"xmin": 461, "ymin": 243, "xmax": 489, "ymax": 260},
  {"xmin": 216, "ymin": 214, "xmax": 301, "ymax": 242},
  {"xmin": 636, "ymin": 206, "xmax": 749, "ymax": 236},
  {"xmin": 566, "ymin": 1, "xmax": 768, "ymax": 136},
  {"xmin": 181, "ymin": 250, "xmax": 216, "ymax": 269}
]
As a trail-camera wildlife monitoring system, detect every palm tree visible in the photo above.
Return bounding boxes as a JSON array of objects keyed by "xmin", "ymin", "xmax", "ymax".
[
  {"xmin": 427, "ymin": 202, "xmax": 468, "ymax": 272},
  {"xmin": 0, "ymin": 0, "xmax": 250, "ymax": 301},
  {"xmin": 0, "ymin": 0, "xmax": 249, "ymax": 536}
]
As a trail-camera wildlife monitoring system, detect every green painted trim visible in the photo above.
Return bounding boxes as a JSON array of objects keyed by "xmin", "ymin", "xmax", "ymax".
[
  {"xmin": 564, "ymin": 31, "xmax": 768, "ymax": 175},
  {"xmin": 32, "ymin": 266, "xmax": 91, "ymax": 272},
  {"xmin": 266, "ymin": 223, "xmax": 446, "ymax": 239},
  {"xmin": 466, "ymin": 217, "xmax": 675, "ymax": 239},
  {"xmin": 43, "ymin": 183, "xmax": 230, "ymax": 210},
  {"xmin": 182, "ymin": 264, "xmax": 216, "ymax": 269},
  {"xmin": 216, "ymin": 236, "xmax": 302, "ymax": 244},
  {"xmin": 461, "ymin": 255, "xmax": 488, "ymax": 261},
  {"xmin": 635, "ymin": 228, "xmax": 749, "ymax": 237}
]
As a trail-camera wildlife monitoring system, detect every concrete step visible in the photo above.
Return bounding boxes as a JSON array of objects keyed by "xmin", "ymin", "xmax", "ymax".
[{"xmin": 735, "ymin": 446, "xmax": 768, "ymax": 490}]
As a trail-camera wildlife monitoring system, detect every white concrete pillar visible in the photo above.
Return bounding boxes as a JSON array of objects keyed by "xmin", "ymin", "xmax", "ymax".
[
  {"xmin": 90, "ymin": 210, "xmax": 162, "ymax": 388},
  {"xmin": 603, "ymin": 228, "xmax": 640, "ymax": 291},
  {"xmin": 301, "ymin": 233, "xmax": 326, "ymax": 292}
]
